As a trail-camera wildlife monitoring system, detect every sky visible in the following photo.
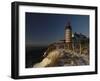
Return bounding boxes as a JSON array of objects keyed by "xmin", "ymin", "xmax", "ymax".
[{"xmin": 26, "ymin": 12, "xmax": 89, "ymax": 46}]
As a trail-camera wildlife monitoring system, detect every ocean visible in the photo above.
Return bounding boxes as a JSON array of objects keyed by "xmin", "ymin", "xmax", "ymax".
[{"xmin": 25, "ymin": 46, "xmax": 47, "ymax": 68}]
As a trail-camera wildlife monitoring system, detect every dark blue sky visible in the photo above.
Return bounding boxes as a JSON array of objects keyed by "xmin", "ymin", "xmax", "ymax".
[{"xmin": 26, "ymin": 12, "xmax": 89, "ymax": 46}]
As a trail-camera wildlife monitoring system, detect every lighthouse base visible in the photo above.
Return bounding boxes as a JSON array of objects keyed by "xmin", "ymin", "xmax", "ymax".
[{"xmin": 65, "ymin": 42, "xmax": 72, "ymax": 50}]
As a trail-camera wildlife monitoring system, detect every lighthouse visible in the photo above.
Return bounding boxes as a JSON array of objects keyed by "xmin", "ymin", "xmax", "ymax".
[{"xmin": 65, "ymin": 22, "xmax": 72, "ymax": 49}]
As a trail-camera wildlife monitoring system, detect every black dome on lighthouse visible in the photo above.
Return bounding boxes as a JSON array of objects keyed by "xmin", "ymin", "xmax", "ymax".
[{"xmin": 65, "ymin": 22, "xmax": 72, "ymax": 30}]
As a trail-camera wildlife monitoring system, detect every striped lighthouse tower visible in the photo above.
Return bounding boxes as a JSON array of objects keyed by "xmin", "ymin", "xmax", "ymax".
[{"xmin": 65, "ymin": 22, "xmax": 72, "ymax": 50}]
